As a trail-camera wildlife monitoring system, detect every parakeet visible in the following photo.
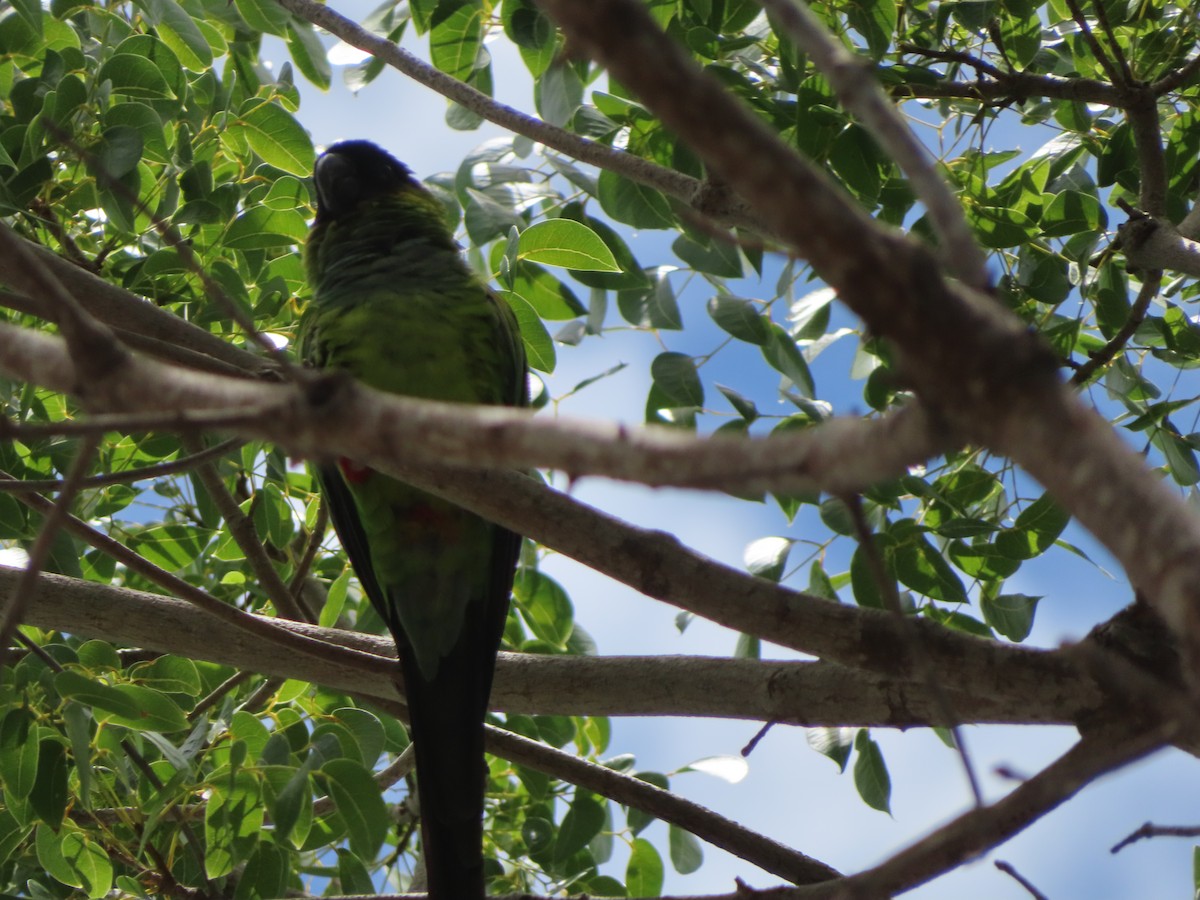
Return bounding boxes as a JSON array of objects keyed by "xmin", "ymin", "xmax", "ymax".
[{"xmin": 298, "ymin": 140, "xmax": 528, "ymax": 898}]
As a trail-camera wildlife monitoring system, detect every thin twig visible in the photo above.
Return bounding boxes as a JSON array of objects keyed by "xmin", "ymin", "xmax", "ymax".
[
  {"xmin": 1150, "ymin": 53, "xmax": 1200, "ymax": 96},
  {"xmin": 995, "ymin": 860, "xmax": 1050, "ymax": 900},
  {"xmin": 1063, "ymin": 0, "xmax": 1124, "ymax": 86},
  {"xmin": 0, "ymin": 436, "xmax": 242, "ymax": 493},
  {"xmin": 272, "ymin": 0, "xmax": 757, "ymax": 230},
  {"xmin": 0, "ymin": 406, "xmax": 278, "ymax": 440},
  {"xmin": 342, "ymin": 684, "xmax": 840, "ymax": 885},
  {"xmin": 1111, "ymin": 822, "xmax": 1200, "ymax": 853},
  {"xmin": 1070, "ymin": 271, "xmax": 1161, "ymax": 385},
  {"xmin": 187, "ymin": 670, "xmax": 254, "ymax": 722},
  {"xmin": 0, "ymin": 434, "xmax": 100, "ymax": 669},
  {"xmin": 120, "ymin": 737, "xmax": 212, "ymax": 887},
  {"xmin": 1089, "ymin": 0, "xmax": 1134, "ymax": 84},
  {"xmin": 288, "ymin": 500, "xmax": 329, "ymax": 614},
  {"xmin": 184, "ymin": 435, "xmax": 310, "ymax": 622},
  {"xmin": 899, "ymin": 43, "xmax": 1009, "ymax": 79}
]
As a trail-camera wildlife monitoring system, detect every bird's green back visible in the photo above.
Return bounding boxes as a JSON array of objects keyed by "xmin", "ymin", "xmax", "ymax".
[{"xmin": 298, "ymin": 150, "xmax": 526, "ymax": 680}]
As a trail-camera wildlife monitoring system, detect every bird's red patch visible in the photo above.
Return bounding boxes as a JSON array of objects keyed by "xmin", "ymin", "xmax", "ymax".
[{"xmin": 338, "ymin": 458, "xmax": 373, "ymax": 484}]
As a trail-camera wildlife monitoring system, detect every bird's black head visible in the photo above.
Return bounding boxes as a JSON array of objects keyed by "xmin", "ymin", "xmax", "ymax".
[{"xmin": 312, "ymin": 140, "xmax": 415, "ymax": 222}]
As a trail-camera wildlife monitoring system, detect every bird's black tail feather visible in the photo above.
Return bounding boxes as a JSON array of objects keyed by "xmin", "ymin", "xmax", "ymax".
[
  {"xmin": 397, "ymin": 648, "xmax": 489, "ymax": 899},
  {"xmin": 392, "ymin": 525, "xmax": 520, "ymax": 900}
]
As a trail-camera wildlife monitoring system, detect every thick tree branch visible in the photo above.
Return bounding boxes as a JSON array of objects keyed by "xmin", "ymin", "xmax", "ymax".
[
  {"xmin": 533, "ymin": 0, "xmax": 1200, "ymax": 687},
  {"xmin": 0, "ymin": 320, "xmax": 945, "ymax": 497},
  {"xmin": 11, "ymin": 568, "xmax": 1087, "ymax": 727},
  {"xmin": 1119, "ymin": 215, "xmax": 1200, "ymax": 276}
]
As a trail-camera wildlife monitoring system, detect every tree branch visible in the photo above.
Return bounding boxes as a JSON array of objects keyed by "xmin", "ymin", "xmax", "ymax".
[
  {"xmin": 762, "ymin": 0, "xmax": 989, "ymax": 289},
  {"xmin": 273, "ymin": 0, "xmax": 760, "ymax": 232},
  {"xmin": 0, "ymin": 230, "xmax": 265, "ymax": 375},
  {"xmin": 532, "ymin": 0, "xmax": 1200, "ymax": 688},
  {"xmin": 0, "ymin": 319, "xmax": 946, "ymax": 498},
  {"xmin": 803, "ymin": 725, "xmax": 1172, "ymax": 898},
  {"xmin": 12, "ymin": 568, "xmax": 1089, "ymax": 728}
]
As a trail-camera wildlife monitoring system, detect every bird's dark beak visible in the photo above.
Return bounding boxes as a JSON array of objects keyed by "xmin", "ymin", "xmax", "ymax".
[{"xmin": 313, "ymin": 151, "xmax": 361, "ymax": 221}]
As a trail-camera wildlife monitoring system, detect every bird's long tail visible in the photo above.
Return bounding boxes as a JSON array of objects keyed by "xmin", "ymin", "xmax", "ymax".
[{"xmin": 396, "ymin": 631, "xmax": 493, "ymax": 899}]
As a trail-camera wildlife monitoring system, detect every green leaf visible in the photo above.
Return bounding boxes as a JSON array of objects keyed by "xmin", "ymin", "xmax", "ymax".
[
  {"xmin": 1155, "ymin": 428, "xmax": 1200, "ymax": 486},
  {"xmin": 674, "ymin": 233, "xmax": 742, "ymax": 278},
  {"xmin": 225, "ymin": 205, "xmax": 308, "ymax": 249},
  {"xmin": 518, "ymin": 219, "xmax": 620, "ymax": 271},
  {"xmin": 430, "ymin": 0, "xmax": 484, "ymax": 81},
  {"xmin": 707, "ymin": 294, "xmax": 770, "ymax": 345},
  {"xmin": 806, "ymin": 727, "xmax": 853, "ymax": 771},
  {"xmin": 744, "ymin": 536, "xmax": 792, "ymax": 581},
  {"xmin": 762, "ymin": 323, "xmax": 815, "ymax": 397},
  {"xmin": 35, "ymin": 824, "xmax": 83, "ymax": 892},
  {"xmin": 852, "ymin": 730, "xmax": 891, "ymax": 813},
  {"xmin": 972, "ymin": 205, "xmax": 1038, "ymax": 248},
  {"xmin": 1041, "ymin": 190, "xmax": 1106, "ymax": 237},
  {"xmin": 139, "ymin": 0, "xmax": 212, "ymax": 70},
  {"xmin": 29, "ymin": 739, "xmax": 68, "ymax": 827},
  {"xmin": 844, "ymin": 0, "xmax": 897, "ymax": 58},
  {"xmin": 205, "ymin": 771, "xmax": 264, "ymax": 878},
  {"xmin": 890, "ymin": 521, "xmax": 967, "ymax": 603},
  {"xmin": 231, "ymin": 100, "xmax": 315, "ymax": 175},
  {"xmin": 618, "ymin": 271, "xmax": 682, "ymax": 330},
  {"xmin": 981, "ymin": 592, "xmax": 1041, "ymax": 641},
  {"xmin": 830, "ymin": 125, "xmax": 883, "ymax": 202},
  {"xmin": 131, "ymin": 523, "xmax": 204, "ymax": 571},
  {"xmin": 598, "ymin": 169, "xmax": 675, "ymax": 229},
  {"xmin": 233, "ymin": 0, "xmax": 292, "ymax": 35},
  {"xmin": 506, "ymin": 261, "xmax": 585, "ymax": 320},
  {"xmin": 522, "ymin": 816, "xmax": 555, "ymax": 854},
  {"xmin": 716, "ymin": 383, "xmax": 759, "ymax": 422},
  {"xmin": 235, "ymin": 841, "xmax": 289, "ymax": 900},
  {"xmin": 553, "ymin": 793, "xmax": 605, "ymax": 863},
  {"xmin": 55, "ymin": 672, "xmax": 188, "ymax": 732},
  {"xmin": 668, "ymin": 824, "xmax": 703, "ymax": 874},
  {"xmin": 535, "ymin": 60, "xmax": 583, "ymax": 127},
  {"xmin": 253, "ymin": 482, "xmax": 295, "ymax": 549},
  {"xmin": 513, "ymin": 569, "xmax": 574, "ymax": 646},
  {"xmin": 650, "ymin": 351, "xmax": 704, "ymax": 411},
  {"xmin": 995, "ymin": 493, "xmax": 1069, "ymax": 560},
  {"xmin": 62, "ymin": 702, "xmax": 92, "ymax": 806},
  {"xmin": 96, "ymin": 54, "xmax": 175, "ymax": 99},
  {"xmin": 501, "ymin": 289, "xmax": 557, "ymax": 374},
  {"xmin": 947, "ymin": 539, "xmax": 1022, "ymax": 580},
  {"xmin": 335, "ymin": 846, "xmax": 376, "ymax": 894},
  {"xmin": 0, "ymin": 709, "xmax": 38, "ymax": 801},
  {"xmin": 0, "ymin": 806, "xmax": 31, "ymax": 867},
  {"xmin": 626, "ymin": 837, "xmax": 665, "ymax": 896},
  {"xmin": 322, "ymin": 758, "xmax": 389, "ymax": 861},
  {"xmin": 287, "ymin": 20, "xmax": 332, "ymax": 89}
]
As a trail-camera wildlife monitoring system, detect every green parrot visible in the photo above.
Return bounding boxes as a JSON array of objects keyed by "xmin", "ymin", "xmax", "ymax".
[{"xmin": 298, "ymin": 140, "xmax": 528, "ymax": 898}]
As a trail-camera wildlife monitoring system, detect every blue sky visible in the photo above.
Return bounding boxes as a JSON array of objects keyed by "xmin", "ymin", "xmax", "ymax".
[{"xmin": 266, "ymin": 6, "xmax": 1200, "ymax": 897}]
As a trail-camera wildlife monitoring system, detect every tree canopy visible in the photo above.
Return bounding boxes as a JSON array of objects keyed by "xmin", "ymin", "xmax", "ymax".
[{"xmin": 1, "ymin": 0, "xmax": 1199, "ymax": 896}]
